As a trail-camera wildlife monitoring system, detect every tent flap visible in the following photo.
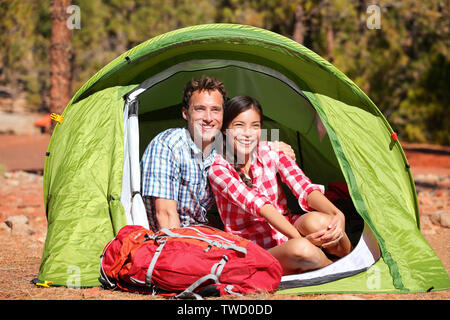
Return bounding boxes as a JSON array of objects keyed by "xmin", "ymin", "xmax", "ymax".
[{"xmin": 39, "ymin": 86, "xmax": 127, "ymax": 286}]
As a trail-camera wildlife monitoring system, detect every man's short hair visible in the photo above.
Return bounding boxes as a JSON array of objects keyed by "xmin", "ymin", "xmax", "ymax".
[{"xmin": 182, "ymin": 76, "xmax": 227, "ymax": 109}]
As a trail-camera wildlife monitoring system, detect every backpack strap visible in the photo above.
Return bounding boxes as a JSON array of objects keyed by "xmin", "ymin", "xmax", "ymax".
[
  {"xmin": 99, "ymin": 239, "xmax": 117, "ymax": 288},
  {"xmin": 159, "ymin": 228, "xmax": 247, "ymax": 255},
  {"xmin": 175, "ymin": 255, "xmax": 229, "ymax": 300},
  {"xmin": 145, "ymin": 239, "xmax": 167, "ymax": 286},
  {"xmin": 144, "ymin": 228, "xmax": 246, "ymax": 299},
  {"xmin": 210, "ymin": 255, "xmax": 228, "ymax": 278},
  {"xmin": 101, "ymin": 227, "xmax": 149, "ymax": 283}
]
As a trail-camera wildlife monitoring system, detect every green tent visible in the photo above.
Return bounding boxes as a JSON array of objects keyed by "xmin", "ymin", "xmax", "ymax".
[{"xmin": 38, "ymin": 24, "xmax": 449, "ymax": 294}]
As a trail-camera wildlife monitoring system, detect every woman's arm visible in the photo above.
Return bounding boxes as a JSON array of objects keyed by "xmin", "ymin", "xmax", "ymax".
[
  {"xmin": 306, "ymin": 190, "xmax": 345, "ymax": 219},
  {"xmin": 272, "ymin": 151, "xmax": 346, "ymax": 247},
  {"xmin": 273, "ymin": 151, "xmax": 324, "ymax": 212},
  {"xmin": 260, "ymin": 204, "xmax": 302, "ymax": 239}
]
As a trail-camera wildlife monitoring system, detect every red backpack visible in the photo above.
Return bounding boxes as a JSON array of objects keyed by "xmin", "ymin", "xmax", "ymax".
[{"xmin": 99, "ymin": 225, "xmax": 282, "ymax": 298}]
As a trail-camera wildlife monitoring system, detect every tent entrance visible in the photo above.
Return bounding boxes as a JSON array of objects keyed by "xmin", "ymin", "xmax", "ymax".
[{"xmin": 120, "ymin": 59, "xmax": 379, "ymax": 287}]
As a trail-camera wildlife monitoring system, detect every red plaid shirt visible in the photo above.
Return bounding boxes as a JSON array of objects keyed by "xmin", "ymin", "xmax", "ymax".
[{"xmin": 208, "ymin": 142, "xmax": 324, "ymax": 249}]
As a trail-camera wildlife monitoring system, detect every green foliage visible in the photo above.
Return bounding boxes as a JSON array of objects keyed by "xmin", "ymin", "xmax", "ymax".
[
  {"xmin": 69, "ymin": 0, "xmax": 216, "ymax": 92},
  {"xmin": 0, "ymin": 0, "xmax": 447, "ymax": 144},
  {"xmin": 0, "ymin": 0, "xmax": 50, "ymax": 111}
]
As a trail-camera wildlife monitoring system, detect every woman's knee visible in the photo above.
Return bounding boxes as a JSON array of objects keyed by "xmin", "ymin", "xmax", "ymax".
[
  {"xmin": 286, "ymin": 238, "xmax": 331, "ymax": 271},
  {"xmin": 295, "ymin": 212, "xmax": 331, "ymax": 235},
  {"xmin": 287, "ymin": 238, "xmax": 319, "ymax": 260},
  {"xmin": 270, "ymin": 238, "xmax": 331, "ymax": 274}
]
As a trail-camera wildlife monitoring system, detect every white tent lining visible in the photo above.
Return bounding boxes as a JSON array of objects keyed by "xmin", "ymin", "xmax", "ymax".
[{"xmin": 280, "ymin": 223, "xmax": 381, "ymax": 289}]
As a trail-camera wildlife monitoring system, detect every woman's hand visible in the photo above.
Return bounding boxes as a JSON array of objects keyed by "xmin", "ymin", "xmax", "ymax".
[
  {"xmin": 319, "ymin": 214, "xmax": 345, "ymax": 249},
  {"xmin": 302, "ymin": 215, "xmax": 344, "ymax": 248},
  {"xmin": 304, "ymin": 190, "xmax": 347, "ymax": 248}
]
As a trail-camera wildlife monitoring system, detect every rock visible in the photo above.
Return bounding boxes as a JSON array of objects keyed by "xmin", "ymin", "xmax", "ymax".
[
  {"xmin": 434, "ymin": 189, "xmax": 446, "ymax": 197},
  {"xmin": 3, "ymin": 172, "xmax": 12, "ymax": 179},
  {"xmin": 421, "ymin": 216, "xmax": 437, "ymax": 235},
  {"xmin": 6, "ymin": 215, "xmax": 29, "ymax": 225},
  {"xmin": 0, "ymin": 222, "xmax": 11, "ymax": 235},
  {"xmin": 418, "ymin": 193, "xmax": 432, "ymax": 206},
  {"xmin": 4, "ymin": 215, "xmax": 35, "ymax": 235},
  {"xmin": 7, "ymin": 179, "xmax": 20, "ymax": 187},
  {"xmin": 6, "ymin": 215, "xmax": 28, "ymax": 225},
  {"xmin": 431, "ymin": 211, "xmax": 450, "ymax": 228},
  {"xmin": 415, "ymin": 174, "xmax": 441, "ymax": 186}
]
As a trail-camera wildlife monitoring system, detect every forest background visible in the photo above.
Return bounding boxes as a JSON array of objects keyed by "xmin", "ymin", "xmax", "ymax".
[{"xmin": 0, "ymin": 0, "xmax": 448, "ymax": 145}]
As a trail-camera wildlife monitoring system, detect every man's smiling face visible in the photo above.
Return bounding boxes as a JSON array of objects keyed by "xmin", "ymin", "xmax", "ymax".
[{"xmin": 182, "ymin": 89, "xmax": 224, "ymax": 151}]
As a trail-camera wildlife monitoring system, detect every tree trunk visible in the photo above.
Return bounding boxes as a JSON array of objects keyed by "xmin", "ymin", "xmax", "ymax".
[
  {"xmin": 327, "ymin": 23, "xmax": 334, "ymax": 62},
  {"xmin": 293, "ymin": 2, "xmax": 305, "ymax": 45},
  {"xmin": 50, "ymin": 0, "xmax": 72, "ymax": 129},
  {"xmin": 357, "ymin": 0, "xmax": 367, "ymax": 34}
]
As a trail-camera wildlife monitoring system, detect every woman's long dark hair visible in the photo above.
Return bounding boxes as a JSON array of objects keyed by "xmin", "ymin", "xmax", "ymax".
[{"xmin": 222, "ymin": 96, "xmax": 263, "ymax": 188}]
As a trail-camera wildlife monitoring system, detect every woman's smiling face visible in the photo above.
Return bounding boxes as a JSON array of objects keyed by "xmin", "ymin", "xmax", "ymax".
[{"xmin": 225, "ymin": 107, "xmax": 262, "ymax": 161}]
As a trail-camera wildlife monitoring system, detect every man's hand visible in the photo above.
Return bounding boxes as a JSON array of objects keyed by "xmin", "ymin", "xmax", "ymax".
[{"xmin": 270, "ymin": 141, "xmax": 296, "ymax": 160}]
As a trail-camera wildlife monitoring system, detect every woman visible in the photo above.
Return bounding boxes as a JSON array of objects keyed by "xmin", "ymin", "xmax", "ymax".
[{"xmin": 208, "ymin": 96, "xmax": 352, "ymax": 275}]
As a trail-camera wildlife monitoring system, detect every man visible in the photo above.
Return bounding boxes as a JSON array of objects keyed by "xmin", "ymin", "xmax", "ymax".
[{"xmin": 141, "ymin": 76, "xmax": 295, "ymax": 231}]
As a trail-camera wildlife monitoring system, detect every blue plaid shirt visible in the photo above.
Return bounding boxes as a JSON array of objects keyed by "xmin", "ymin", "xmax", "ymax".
[{"xmin": 141, "ymin": 128, "xmax": 216, "ymax": 231}]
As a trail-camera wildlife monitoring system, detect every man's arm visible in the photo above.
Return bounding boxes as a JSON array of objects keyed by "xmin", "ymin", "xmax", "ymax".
[
  {"xmin": 153, "ymin": 197, "xmax": 180, "ymax": 230},
  {"xmin": 141, "ymin": 133, "xmax": 181, "ymax": 230}
]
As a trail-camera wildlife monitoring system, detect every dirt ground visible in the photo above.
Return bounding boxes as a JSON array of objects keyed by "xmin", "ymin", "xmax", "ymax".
[{"xmin": 0, "ymin": 133, "xmax": 448, "ymax": 300}]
